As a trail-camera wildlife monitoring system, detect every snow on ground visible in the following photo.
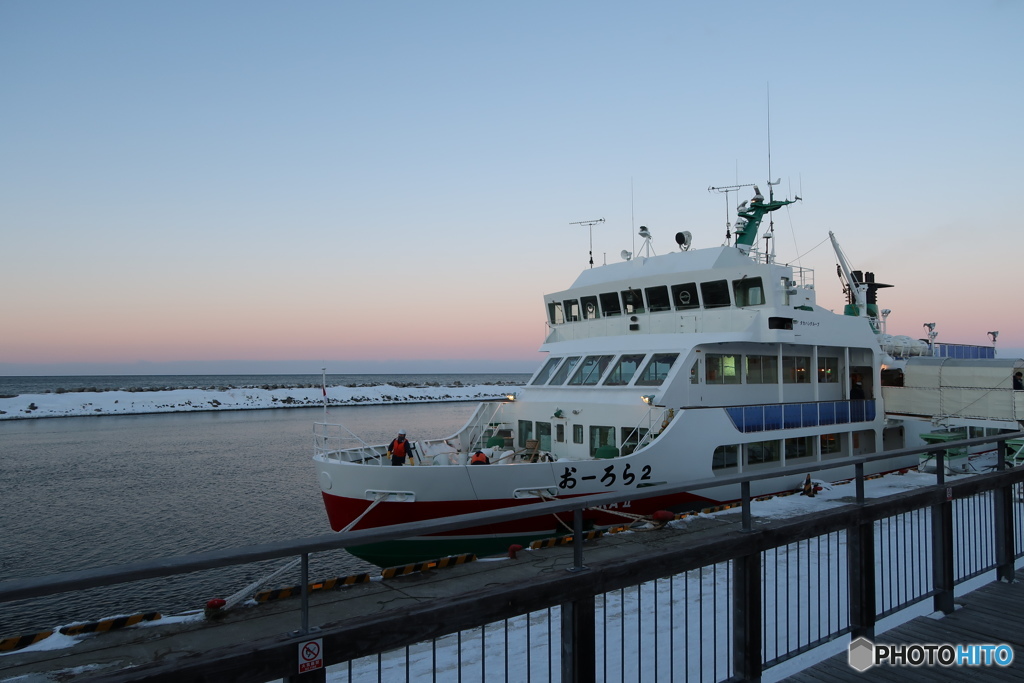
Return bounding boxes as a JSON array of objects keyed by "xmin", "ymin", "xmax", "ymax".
[{"xmin": 0, "ymin": 384, "xmax": 521, "ymax": 420}]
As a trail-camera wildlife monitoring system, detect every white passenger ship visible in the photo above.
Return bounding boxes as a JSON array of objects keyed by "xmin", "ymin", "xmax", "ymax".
[{"xmin": 314, "ymin": 184, "xmax": 1022, "ymax": 566}]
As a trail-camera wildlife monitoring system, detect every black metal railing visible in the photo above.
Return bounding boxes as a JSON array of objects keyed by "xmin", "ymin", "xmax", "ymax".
[{"xmin": 2, "ymin": 431, "xmax": 1023, "ymax": 682}]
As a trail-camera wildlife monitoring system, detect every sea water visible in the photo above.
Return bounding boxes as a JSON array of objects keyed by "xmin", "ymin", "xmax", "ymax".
[{"xmin": 0, "ymin": 396, "xmax": 497, "ymax": 636}]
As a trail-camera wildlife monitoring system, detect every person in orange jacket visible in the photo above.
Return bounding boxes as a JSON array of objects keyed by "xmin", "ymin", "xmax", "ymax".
[{"xmin": 389, "ymin": 430, "xmax": 412, "ymax": 466}]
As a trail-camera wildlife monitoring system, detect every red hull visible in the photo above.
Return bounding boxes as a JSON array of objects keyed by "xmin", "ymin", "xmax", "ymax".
[{"xmin": 322, "ymin": 489, "xmax": 717, "ymax": 538}]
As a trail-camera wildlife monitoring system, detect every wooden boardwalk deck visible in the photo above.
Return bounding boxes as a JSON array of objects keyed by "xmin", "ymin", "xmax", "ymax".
[{"xmin": 784, "ymin": 569, "xmax": 1024, "ymax": 681}]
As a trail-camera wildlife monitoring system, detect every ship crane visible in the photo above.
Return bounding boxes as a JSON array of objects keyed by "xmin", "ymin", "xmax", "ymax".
[{"xmin": 829, "ymin": 231, "xmax": 868, "ymax": 316}]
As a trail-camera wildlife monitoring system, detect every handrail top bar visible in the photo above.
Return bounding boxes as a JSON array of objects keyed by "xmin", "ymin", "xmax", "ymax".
[{"xmin": 3, "ymin": 430, "xmax": 1022, "ymax": 603}]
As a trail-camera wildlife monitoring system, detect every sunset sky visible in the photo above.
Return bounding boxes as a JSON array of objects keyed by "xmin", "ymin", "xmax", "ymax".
[{"xmin": 2, "ymin": 1, "xmax": 1022, "ymax": 376}]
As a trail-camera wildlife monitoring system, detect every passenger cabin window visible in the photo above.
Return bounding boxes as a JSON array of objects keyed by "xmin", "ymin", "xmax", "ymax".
[
  {"xmin": 700, "ymin": 280, "xmax": 731, "ymax": 308},
  {"xmin": 745, "ymin": 355, "xmax": 778, "ymax": 384},
  {"xmin": 636, "ymin": 353, "xmax": 679, "ymax": 386},
  {"xmin": 621, "ymin": 288, "xmax": 644, "ymax": 314},
  {"xmin": 549, "ymin": 356, "xmax": 580, "ymax": 385},
  {"xmin": 818, "ymin": 357, "xmax": 839, "ymax": 383},
  {"xmin": 713, "ymin": 444, "xmax": 739, "ymax": 470},
  {"xmin": 568, "ymin": 355, "xmax": 613, "ymax": 385},
  {"xmin": 600, "ymin": 292, "xmax": 622, "ymax": 317},
  {"xmin": 672, "ymin": 283, "xmax": 700, "ymax": 310},
  {"xmin": 745, "ymin": 439, "xmax": 781, "ymax": 467},
  {"xmin": 573, "ymin": 424, "xmax": 584, "ymax": 444},
  {"xmin": 589, "ymin": 425, "xmax": 615, "ymax": 457},
  {"xmin": 733, "ymin": 277, "xmax": 765, "ymax": 307},
  {"xmin": 581, "ymin": 295, "xmax": 600, "ymax": 320},
  {"xmin": 621, "ymin": 426, "xmax": 648, "ymax": 456},
  {"xmin": 603, "ymin": 354, "xmax": 646, "ymax": 385},
  {"xmin": 563, "ymin": 299, "xmax": 580, "ymax": 322},
  {"xmin": 547, "ymin": 301, "xmax": 565, "ymax": 325},
  {"xmin": 645, "ymin": 285, "xmax": 671, "ymax": 312},
  {"xmin": 783, "ymin": 356, "xmax": 811, "ymax": 384},
  {"xmin": 706, "ymin": 353, "xmax": 741, "ymax": 384},
  {"xmin": 531, "ymin": 357, "xmax": 563, "ymax": 385},
  {"xmin": 536, "ymin": 422, "xmax": 552, "ymax": 450}
]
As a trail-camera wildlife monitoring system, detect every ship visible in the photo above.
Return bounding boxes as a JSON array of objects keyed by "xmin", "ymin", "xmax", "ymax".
[{"xmin": 314, "ymin": 182, "xmax": 1023, "ymax": 566}]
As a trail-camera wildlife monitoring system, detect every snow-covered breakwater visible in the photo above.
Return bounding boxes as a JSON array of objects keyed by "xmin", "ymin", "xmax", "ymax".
[{"xmin": 0, "ymin": 383, "xmax": 523, "ymax": 420}]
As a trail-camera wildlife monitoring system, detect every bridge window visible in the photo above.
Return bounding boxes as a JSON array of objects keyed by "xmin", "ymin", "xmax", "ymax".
[
  {"xmin": 733, "ymin": 277, "xmax": 765, "ymax": 307},
  {"xmin": 745, "ymin": 355, "xmax": 778, "ymax": 384},
  {"xmin": 600, "ymin": 292, "xmax": 622, "ymax": 317},
  {"xmin": 645, "ymin": 285, "xmax": 671, "ymax": 312},
  {"xmin": 706, "ymin": 354, "xmax": 741, "ymax": 385},
  {"xmin": 818, "ymin": 357, "xmax": 839, "ymax": 383},
  {"xmin": 672, "ymin": 282, "xmax": 700, "ymax": 310},
  {"xmin": 549, "ymin": 356, "xmax": 581, "ymax": 385},
  {"xmin": 531, "ymin": 357, "xmax": 563, "ymax": 385},
  {"xmin": 701, "ymin": 279, "xmax": 731, "ymax": 308},
  {"xmin": 568, "ymin": 355, "xmax": 614, "ymax": 386},
  {"xmin": 621, "ymin": 288, "xmax": 644, "ymax": 314},
  {"xmin": 783, "ymin": 356, "xmax": 811, "ymax": 383},
  {"xmin": 581, "ymin": 295, "xmax": 600, "ymax": 320},
  {"xmin": 637, "ymin": 353, "xmax": 679, "ymax": 386},
  {"xmin": 547, "ymin": 301, "xmax": 565, "ymax": 325},
  {"xmin": 603, "ymin": 354, "xmax": 646, "ymax": 385},
  {"xmin": 563, "ymin": 299, "xmax": 580, "ymax": 322}
]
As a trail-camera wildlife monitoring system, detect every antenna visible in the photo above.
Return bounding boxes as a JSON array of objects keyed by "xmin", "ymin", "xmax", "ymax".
[
  {"xmin": 570, "ymin": 218, "xmax": 605, "ymax": 268},
  {"xmin": 708, "ymin": 183, "xmax": 754, "ymax": 242}
]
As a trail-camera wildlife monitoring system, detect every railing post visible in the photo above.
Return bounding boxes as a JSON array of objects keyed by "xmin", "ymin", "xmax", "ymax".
[
  {"xmin": 733, "ymin": 550, "xmax": 762, "ymax": 681},
  {"xmin": 741, "ymin": 480, "xmax": 753, "ymax": 532},
  {"xmin": 560, "ymin": 595, "xmax": 595, "ymax": 683},
  {"xmin": 848, "ymin": 513, "xmax": 876, "ymax": 639},
  {"xmin": 300, "ymin": 552, "xmax": 310, "ymax": 634},
  {"xmin": 569, "ymin": 508, "xmax": 588, "ymax": 572},
  {"xmin": 855, "ymin": 462, "xmax": 865, "ymax": 504},
  {"xmin": 932, "ymin": 485, "xmax": 956, "ymax": 614},
  {"xmin": 994, "ymin": 438, "xmax": 1016, "ymax": 582}
]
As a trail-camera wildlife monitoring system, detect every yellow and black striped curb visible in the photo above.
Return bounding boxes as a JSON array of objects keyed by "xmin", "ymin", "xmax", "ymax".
[
  {"xmin": 529, "ymin": 529, "xmax": 603, "ymax": 550},
  {"xmin": 0, "ymin": 630, "xmax": 54, "ymax": 652},
  {"xmin": 380, "ymin": 553, "xmax": 477, "ymax": 579},
  {"xmin": 255, "ymin": 573, "xmax": 373, "ymax": 603},
  {"xmin": 58, "ymin": 611, "xmax": 161, "ymax": 636}
]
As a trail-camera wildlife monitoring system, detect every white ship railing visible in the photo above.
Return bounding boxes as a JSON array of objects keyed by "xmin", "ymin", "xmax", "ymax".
[{"xmin": 314, "ymin": 400, "xmax": 510, "ymax": 467}]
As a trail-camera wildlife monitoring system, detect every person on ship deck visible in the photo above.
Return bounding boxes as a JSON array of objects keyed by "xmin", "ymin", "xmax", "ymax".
[{"xmin": 388, "ymin": 430, "xmax": 413, "ymax": 466}]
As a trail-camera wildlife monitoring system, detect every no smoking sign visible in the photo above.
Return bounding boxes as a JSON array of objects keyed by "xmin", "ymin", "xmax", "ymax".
[{"xmin": 298, "ymin": 638, "xmax": 324, "ymax": 673}]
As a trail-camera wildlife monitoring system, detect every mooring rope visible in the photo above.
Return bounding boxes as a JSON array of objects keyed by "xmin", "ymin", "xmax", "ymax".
[{"xmin": 222, "ymin": 493, "xmax": 388, "ymax": 610}]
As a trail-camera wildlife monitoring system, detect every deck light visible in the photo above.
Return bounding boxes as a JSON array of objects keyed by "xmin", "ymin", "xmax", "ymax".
[
  {"xmin": 506, "ymin": 393, "xmax": 517, "ymax": 402},
  {"xmin": 641, "ymin": 395, "xmax": 656, "ymax": 405}
]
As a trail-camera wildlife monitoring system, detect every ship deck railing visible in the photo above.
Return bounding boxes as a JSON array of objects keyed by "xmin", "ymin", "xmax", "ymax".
[
  {"xmin": 724, "ymin": 398, "xmax": 876, "ymax": 433},
  {"xmin": 314, "ymin": 401, "xmax": 509, "ymax": 467}
]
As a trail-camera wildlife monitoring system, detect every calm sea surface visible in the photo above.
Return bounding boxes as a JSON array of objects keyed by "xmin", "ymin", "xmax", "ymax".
[{"xmin": 0, "ymin": 399, "xmax": 488, "ymax": 636}]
